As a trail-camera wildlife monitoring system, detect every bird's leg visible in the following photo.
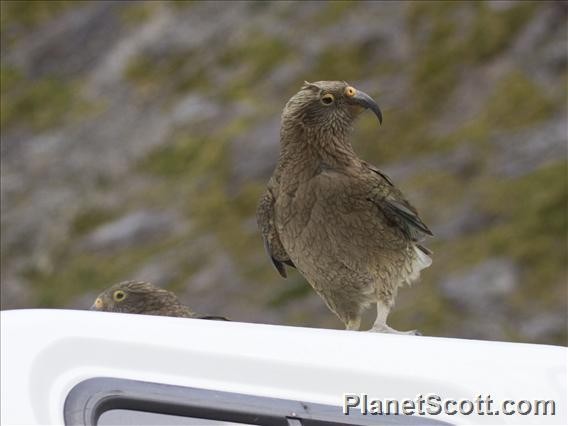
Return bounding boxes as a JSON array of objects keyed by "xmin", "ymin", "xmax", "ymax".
[
  {"xmin": 369, "ymin": 302, "xmax": 421, "ymax": 335},
  {"xmin": 345, "ymin": 317, "xmax": 361, "ymax": 331}
]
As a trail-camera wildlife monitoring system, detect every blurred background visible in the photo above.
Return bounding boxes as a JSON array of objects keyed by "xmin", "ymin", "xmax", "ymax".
[{"xmin": 1, "ymin": 0, "xmax": 566, "ymax": 345}]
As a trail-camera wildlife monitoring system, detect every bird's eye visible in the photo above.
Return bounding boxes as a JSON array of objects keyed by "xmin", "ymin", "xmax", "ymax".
[
  {"xmin": 113, "ymin": 290, "xmax": 126, "ymax": 302},
  {"xmin": 345, "ymin": 86, "xmax": 356, "ymax": 97},
  {"xmin": 321, "ymin": 94, "xmax": 335, "ymax": 105}
]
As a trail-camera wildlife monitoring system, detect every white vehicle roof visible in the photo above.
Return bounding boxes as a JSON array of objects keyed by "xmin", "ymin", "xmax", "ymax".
[{"xmin": 1, "ymin": 309, "xmax": 566, "ymax": 425}]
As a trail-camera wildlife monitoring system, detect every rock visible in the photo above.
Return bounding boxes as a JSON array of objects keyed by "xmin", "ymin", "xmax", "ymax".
[
  {"xmin": 129, "ymin": 250, "xmax": 183, "ymax": 288},
  {"xmin": 171, "ymin": 95, "xmax": 222, "ymax": 126},
  {"xmin": 5, "ymin": 3, "xmax": 126, "ymax": 79},
  {"xmin": 83, "ymin": 210, "xmax": 176, "ymax": 251},
  {"xmin": 491, "ymin": 118, "xmax": 567, "ymax": 178},
  {"xmin": 431, "ymin": 205, "xmax": 494, "ymax": 241},
  {"xmin": 457, "ymin": 316, "xmax": 510, "ymax": 342},
  {"xmin": 180, "ymin": 249, "xmax": 248, "ymax": 318},
  {"xmin": 186, "ymin": 251, "xmax": 240, "ymax": 294},
  {"xmin": 67, "ymin": 290, "xmax": 99, "ymax": 310},
  {"xmin": 0, "ymin": 274, "xmax": 33, "ymax": 310},
  {"xmin": 519, "ymin": 313, "xmax": 567, "ymax": 342},
  {"xmin": 440, "ymin": 258, "xmax": 519, "ymax": 312},
  {"xmin": 385, "ymin": 145, "xmax": 476, "ymax": 181},
  {"xmin": 511, "ymin": 3, "xmax": 568, "ymax": 81},
  {"xmin": 230, "ymin": 117, "xmax": 281, "ymax": 182},
  {"xmin": 1, "ymin": 1, "xmax": 565, "ymax": 345}
]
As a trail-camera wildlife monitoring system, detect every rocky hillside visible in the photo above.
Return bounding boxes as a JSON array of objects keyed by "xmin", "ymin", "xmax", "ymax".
[{"xmin": 1, "ymin": 1, "xmax": 566, "ymax": 344}]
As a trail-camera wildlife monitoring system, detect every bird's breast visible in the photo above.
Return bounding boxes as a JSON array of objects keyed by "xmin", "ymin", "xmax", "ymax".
[
  {"xmin": 275, "ymin": 172, "xmax": 363, "ymax": 244},
  {"xmin": 274, "ymin": 169, "xmax": 410, "ymax": 268}
]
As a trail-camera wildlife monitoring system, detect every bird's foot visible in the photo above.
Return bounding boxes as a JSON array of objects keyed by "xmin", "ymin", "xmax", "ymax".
[{"xmin": 369, "ymin": 324, "xmax": 421, "ymax": 336}]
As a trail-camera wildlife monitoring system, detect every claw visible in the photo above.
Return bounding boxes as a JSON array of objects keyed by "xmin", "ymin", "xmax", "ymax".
[{"xmin": 369, "ymin": 324, "xmax": 421, "ymax": 335}]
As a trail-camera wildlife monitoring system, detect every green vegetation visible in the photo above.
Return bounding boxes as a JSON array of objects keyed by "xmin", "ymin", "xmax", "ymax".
[
  {"xmin": 119, "ymin": 2, "xmax": 156, "ymax": 27},
  {"xmin": 220, "ymin": 36, "xmax": 290, "ymax": 75},
  {"xmin": 70, "ymin": 207, "xmax": 118, "ymax": 238},
  {"xmin": 407, "ymin": 2, "xmax": 468, "ymax": 112},
  {"xmin": 3, "ymin": 1, "xmax": 565, "ymax": 344},
  {"xmin": 0, "ymin": 0, "xmax": 79, "ymax": 28},
  {"xmin": 311, "ymin": 43, "xmax": 375, "ymax": 82},
  {"xmin": 124, "ymin": 49, "xmax": 211, "ymax": 99},
  {"xmin": 468, "ymin": 1, "xmax": 538, "ymax": 62},
  {"xmin": 413, "ymin": 69, "xmax": 558, "ymax": 159},
  {"xmin": 137, "ymin": 117, "xmax": 268, "ymax": 278},
  {"xmin": 354, "ymin": 68, "xmax": 556, "ymax": 165},
  {"xmin": 479, "ymin": 163, "xmax": 567, "ymax": 290},
  {"xmin": 482, "ymin": 71, "xmax": 556, "ymax": 130},
  {"xmin": 390, "ymin": 163, "xmax": 567, "ymax": 340},
  {"xmin": 137, "ymin": 118, "xmax": 250, "ymax": 179},
  {"xmin": 25, "ymin": 238, "xmax": 180, "ymax": 307},
  {"xmin": 428, "ymin": 161, "xmax": 567, "ymax": 316},
  {"xmin": 354, "ymin": 108, "xmax": 448, "ymax": 164},
  {"xmin": 138, "ymin": 133, "xmax": 209, "ymax": 178},
  {"xmin": 407, "ymin": 1, "xmax": 540, "ymax": 113},
  {"xmin": 0, "ymin": 66, "xmax": 21, "ymax": 88},
  {"xmin": 269, "ymin": 278, "xmax": 312, "ymax": 307},
  {"xmin": 218, "ymin": 35, "xmax": 293, "ymax": 100},
  {"xmin": 168, "ymin": 0, "xmax": 196, "ymax": 10},
  {"xmin": 349, "ymin": 2, "xmax": 548, "ymax": 165},
  {"xmin": 313, "ymin": 1, "xmax": 357, "ymax": 26},
  {"xmin": 124, "ymin": 32, "xmax": 292, "ymax": 101},
  {"xmin": 190, "ymin": 181, "xmax": 262, "ymax": 265},
  {"xmin": 0, "ymin": 67, "xmax": 94, "ymax": 132},
  {"xmin": 0, "ymin": 0, "xmax": 84, "ymax": 44}
]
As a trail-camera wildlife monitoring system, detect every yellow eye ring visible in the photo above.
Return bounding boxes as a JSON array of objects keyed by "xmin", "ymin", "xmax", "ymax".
[
  {"xmin": 321, "ymin": 94, "xmax": 335, "ymax": 105},
  {"xmin": 113, "ymin": 290, "xmax": 126, "ymax": 302},
  {"xmin": 345, "ymin": 86, "xmax": 356, "ymax": 97}
]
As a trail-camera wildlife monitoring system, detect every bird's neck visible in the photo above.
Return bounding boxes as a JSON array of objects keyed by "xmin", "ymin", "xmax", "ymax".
[{"xmin": 279, "ymin": 121, "xmax": 358, "ymax": 173}]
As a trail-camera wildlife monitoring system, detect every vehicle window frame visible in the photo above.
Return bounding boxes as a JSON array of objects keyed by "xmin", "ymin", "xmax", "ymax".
[{"xmin": 64, "ymin": 377, "xmax": 450, "ymax": 426}]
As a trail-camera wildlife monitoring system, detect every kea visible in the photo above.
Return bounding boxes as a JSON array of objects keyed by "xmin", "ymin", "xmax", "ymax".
[
  {"xmin": 90, "ymin": 280, "xmax": 229, "ymax": 321},
  {"xmin": 257, "ymin": 81, "xmax": 432, "ymax": 334}
]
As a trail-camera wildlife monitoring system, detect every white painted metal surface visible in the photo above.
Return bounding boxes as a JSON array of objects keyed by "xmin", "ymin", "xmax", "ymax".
[{"xmin": 1, "ymin": 309, "xmax": 566, "ymax": 425}]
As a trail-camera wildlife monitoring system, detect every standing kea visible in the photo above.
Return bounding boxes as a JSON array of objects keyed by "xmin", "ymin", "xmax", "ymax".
[
  {"xmin": 257, "ymin": 81, "xmax": 432, "ymax": 334},
  {"xmin": 90, "ymin": 280, "xmax": 228, "ymax": 321}
]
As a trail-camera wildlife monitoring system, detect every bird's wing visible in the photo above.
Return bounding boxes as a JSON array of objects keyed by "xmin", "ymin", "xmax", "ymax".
[
  {"xmin": 181, "ymin": 307, "xmax": 230, "ymax": 321},
  {"xmin": 197, "ymin": 315, "xmax": 230, "ymax": 321},
  {"xmin": 257, "ymin": 181, "xmax": 295, "ymax": 278},
  {"xmin": 178, "ymin": 306, "xmax": 230, "ymax": 321},
  {"xmin": 364, "ymin": 161, "xmax": 396, "ymax": 187},
  {"xmin": 365, "ymin": 163, "xmax": 433, "ymax": 242}
]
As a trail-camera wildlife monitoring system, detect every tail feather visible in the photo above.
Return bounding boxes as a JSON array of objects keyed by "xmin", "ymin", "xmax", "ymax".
[
  {"xmin": 415, "ymin": 245, "xmax": 432, "ymax": 269},
  {"xmin": 403, "ymin": 245, "xmax": 432, "ymax": 285}
]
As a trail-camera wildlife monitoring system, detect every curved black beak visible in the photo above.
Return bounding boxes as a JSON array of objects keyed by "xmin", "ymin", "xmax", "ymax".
[{"xmin": 349, "ymin": 90, "xmax": 382, "ymax": 125}]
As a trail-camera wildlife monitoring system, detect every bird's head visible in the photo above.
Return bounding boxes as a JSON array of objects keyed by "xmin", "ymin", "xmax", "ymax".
[
  {"xmin": 90, "ymin": 280, "xmax": 179, "ymax": 314},
  {"xmin": 282, "ymin": 81, "xmax": 382, "ymax": 136}
]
